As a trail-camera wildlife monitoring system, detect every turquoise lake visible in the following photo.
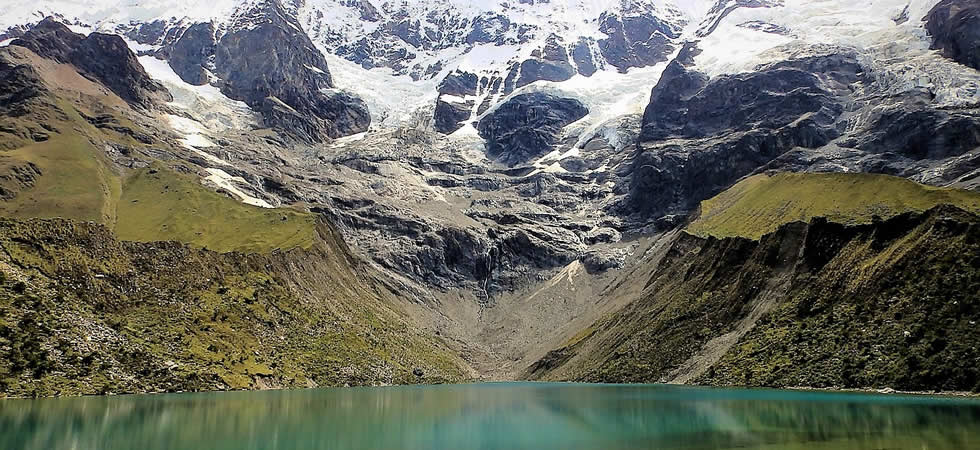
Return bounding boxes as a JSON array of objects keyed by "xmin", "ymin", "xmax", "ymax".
[{"xmin": 2, "ymin": 382, "xmax": 979, "ymax": 449}]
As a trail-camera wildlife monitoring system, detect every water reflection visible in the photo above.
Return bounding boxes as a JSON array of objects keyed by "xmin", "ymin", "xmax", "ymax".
[{"xmin": 2, "ymin": 383, "xmax": 979, "ymax": 449}]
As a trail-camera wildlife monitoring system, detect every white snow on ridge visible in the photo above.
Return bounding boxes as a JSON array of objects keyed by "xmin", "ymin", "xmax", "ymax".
[
  {"xmin": 690, "ymin": 0, "xmax": 979, "ymax": 105},
  {"xmin": 693, "ymin": 0, "xmax": 943, "ymax": 76},
  {"xmin": 320, "ymin": 52, "xmax": 439, "ymax": 128},
  {"xmin": 0, "ymin": 0, "xmax": 244, "ymax": 33},
  {"xmin": 456, "ymin": 44, "xmax": 523, "ymax": 73},
  {"xmin": 205, "ymin": 168, "xmax": 273, "ymax": 208},
  {"xmin": 138, "ymin": 56, "xmax": 257, "ymax": 132}
]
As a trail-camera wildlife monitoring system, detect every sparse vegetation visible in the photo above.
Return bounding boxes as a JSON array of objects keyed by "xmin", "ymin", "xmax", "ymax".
[
  {"xmin": 0, "ymin": 218, "xmax": 467, "ymax": 398},
  {"xmin": 529, "ymin": 173, "xmax": 980, "ymax": 393}
]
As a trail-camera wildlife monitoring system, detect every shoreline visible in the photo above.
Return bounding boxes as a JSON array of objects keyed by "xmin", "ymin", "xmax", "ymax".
[{"xmin": 4, "ymin": 381, "xmax": 979, "ymax": 401}]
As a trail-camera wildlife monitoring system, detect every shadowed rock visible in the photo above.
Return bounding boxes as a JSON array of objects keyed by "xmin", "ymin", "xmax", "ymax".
[
  {"xmin": 925, "ymin": 0, "xmax": 980, "ymax": 70},
  {"xmin": 166, "ymin": 22, "xmax": 215, "ymax": 86},
  {"xmin": 598, "ymin": 9, "xmax": 681, "ymax": 72},
  {"xmin": 213, "ymin": 0, "xmax": 370, "ymax": 142},
  {"xmin": 517, "ymin": 35, "xmax": 576, "ymax": 88},
  {"xmin": 434, "ymin": 98, "xmax": 473, "ymax": 134},
  {"xmin": 12, "ymin": 18, "xmax": 171, "ymax": 108},
  {"xmin": 477, "ymin": 93, "xmax": 588, "ymax": 166}
]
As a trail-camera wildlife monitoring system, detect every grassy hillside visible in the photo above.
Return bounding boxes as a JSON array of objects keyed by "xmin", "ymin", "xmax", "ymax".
[
  {"xmin": 0, "ymin": 218, "xmax": 468, "ymax": 397},
  {"xmin": 0, "ymin": 97, "xmax": 315, "ymax": 254},
  {"xmin": 698, "ymin": 206, "xmax": 980, "ymax": 391},
  {"xmin": 117, "ymin": 166, "xmax": 315, "ymax": 253},
  {"xmin": 527, "ymin": 173, "xmax": 980, "ymax": 393},
  {"xmin": 688, "ymin": 172, "xmax": 980, "ymax": 239},
  {"xmin": 0, "ymin": 135, "xmax": 120, "ymax": 224}
]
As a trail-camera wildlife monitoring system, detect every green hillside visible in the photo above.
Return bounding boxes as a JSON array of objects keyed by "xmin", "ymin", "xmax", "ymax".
[
  {"xmin": 528, "ymin": 173, "xmax": 980, "ymax": 393},
  {"xmin": 117, "ymin": 166, "xmax": 315, "ymax": 253},
  {"xmin": 688, "ymin": 172, "xmax": 980, "ymax": 239},
  {"xmin": 0, "ymin": 101, "xmax": 314, "ymax": 254}
]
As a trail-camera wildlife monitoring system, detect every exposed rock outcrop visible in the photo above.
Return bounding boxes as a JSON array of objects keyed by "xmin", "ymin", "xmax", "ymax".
[
  {"xmin": 438, "ymin": 71, "xmax": 479, "ymax": 97},
  {"xmin": 434, "ymin": 99, "xmax": 473, "ymax": 134},
  {"xmin": 925, "ymin": 0, "xmax": 980, "ymax": 71},
  {"xmin": 0, "ymin": 53, "xmax": 49, "ymax": 117},
  {"xmin": 598, "ymin": 9, "xmax": 682, "ymax": 72},
  {"xmin": 628, "ymin": 51, "xmax": 861, "ymax": 219},
  {"xmin": 517, "ymin": 35, "xmax": 577, "ymax": 88},
  {"xmin": 477, "ymin": 93, "xmax": 588, "ymax": 166},
  {"xmin": 11, "ymin": 18, "xmax": 171, "ymax": 108},
  {"xmin": 166, "ymin": 22, "xmax": 215, "ymax": 86},
  {"xmin": 213, "ymin": 0, "xmax": 370, "ymax": 142}
]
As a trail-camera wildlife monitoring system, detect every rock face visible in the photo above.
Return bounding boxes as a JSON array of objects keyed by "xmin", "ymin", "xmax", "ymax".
[
  {"xmin": 0, "ymin": 54, "xmax": 48, "ymax": 118},
  {"xmin": 840, "ymin": 103, "xmax": 980, "ymax": 160},
  {"xmin": 433, "ymin": 71, "xmax": 479, "ymax": 134},
  {"xmin": 212, "ymin": 0, "xmax": 370, "ymax": 142},
  {"xmin": 166, "ymin": 22, "xmax": 215, "ymax": 86},
  {"xmin": 433, "ymin": 99, "xmax": 473, "ymax": 134},
  {"xmin": 517, "ymin": 35, "xmax": 577, "ymax": 88},
  {"xmin": 597, "ymin": 10, "xmax": 682, "ymax": 72},
  {"xmin": 477, "ymin": 93, "xmax": 588, "ymax": 166},
  {"xmin": 571, "ymin": 38, "xmax": 599, "ymax": 76},
  {"xmin": 628, "ymin": 51, "xmax": 861, "ymax": 219},
  {"xmin": 11, "ymin": 18, "xmax": 171, "ymax": 108},
  {"xmin": 438, "ymin": 71, "xmax": 479, "ymax": 97},
  {"xmin": 925, "ymin": 0, "xmax": 980, "ymax": 70}
]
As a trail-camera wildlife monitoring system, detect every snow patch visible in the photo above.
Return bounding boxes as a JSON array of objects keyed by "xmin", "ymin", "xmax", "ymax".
[
  {"xmin": 204, "ymin": 168, "xmax": 272, "ymax": 208},
  {"xmin": 319, "ymin": 52, "xmax": 439, "ymax": 127},
  {"xmin": 140, "ymin": 55, "xmax": 257, "ymax": 132},
  {"xmin": 440, "ymin": 94, "xmax": 469, "ymax": 104},
  {"xmin": 305, "ymin": 64, "xmax": 326, "ymax": 74}
]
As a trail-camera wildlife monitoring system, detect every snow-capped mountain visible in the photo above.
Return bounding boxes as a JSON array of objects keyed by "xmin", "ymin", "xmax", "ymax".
[
  {"xmin": 1, "ymin": 0, "xmax": 980, "ymax": 393},
  {"xmin": 1, "ymin": 0, "xmax": 696, "ymax": 130},
  {"xmin": 1, "ymin": 0, "xmax": 979, "ymax": 294}
]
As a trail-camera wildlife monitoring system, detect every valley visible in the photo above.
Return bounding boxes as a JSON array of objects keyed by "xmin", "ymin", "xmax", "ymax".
[{"xmin": 0, "ymin": 0, "xmax": 978, "ymax": 398}]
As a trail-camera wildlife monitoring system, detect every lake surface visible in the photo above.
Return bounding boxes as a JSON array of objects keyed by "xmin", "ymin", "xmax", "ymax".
[{"xmin": 2, "ymin": 383, "xmax": 979, "ymax": 449}]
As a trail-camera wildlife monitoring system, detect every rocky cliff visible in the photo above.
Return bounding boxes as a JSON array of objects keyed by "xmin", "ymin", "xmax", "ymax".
[
  {"xmin": 11, "ymin": 18, "xmax": 171, "ymax": 108},
  {"xmin": 926, "ymin": 0, "xmax": 980, "ymax": 70}
]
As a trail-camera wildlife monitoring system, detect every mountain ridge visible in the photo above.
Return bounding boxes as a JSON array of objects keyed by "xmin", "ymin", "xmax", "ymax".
[{"xmin": 0, "ymin": 0, "xmax": 979, "ymax": 396}]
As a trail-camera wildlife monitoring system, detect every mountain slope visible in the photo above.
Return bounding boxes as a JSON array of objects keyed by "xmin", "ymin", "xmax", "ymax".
[
  {"xmin": 526, "ymin": 174, "xmax": 980, "ymax": 393},
  {"xmin": 0, "ymin": 217, "xmax": 469, "ymax": 397},
  {"xmin": 0, "ymin": 22, "xmax": 470, "ymax": 398},
  {"xmin": 689, "ymin": 172, "xmax": 980, "ymax": 239}
]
